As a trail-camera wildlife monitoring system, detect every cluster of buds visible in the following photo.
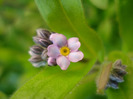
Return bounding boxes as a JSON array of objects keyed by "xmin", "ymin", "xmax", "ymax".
[
  {"xmin": 29, "ymin": 29, "xmax": 56, "ymax": 67},
  {"xmin": 106, "ymin": 60, "xmax": 127, "ymax": 89},
  {"xmin": 96, "ymin": 60, "xmax": 127, "ymax": 94}
]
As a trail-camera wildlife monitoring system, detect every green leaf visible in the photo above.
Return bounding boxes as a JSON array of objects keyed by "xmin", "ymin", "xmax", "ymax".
[
  {"xmin": 90, "ymin": 0, "xmax": 108, "ymax": 10},
  {"xmin": 116, "ymin": 0, "xmax": 133, "ymax": 52},
  {"xmin": 106, "ymin": 51, "xmax": 133, "ymax": 99},
  {"xmin": 65, "ymin": 73, "xmax": 97, "ymax": 99},
  {"xmin": 11, "ymin": 1, "xmax": 104, "ymax": 98},
  {"xmin": 11, "ymin": 59, "xmax": 96, "ymax": 99},
  {"xmin": 65, "ymin": 65, "xmax": 107, "ymax": 99},
  {"xmin": 35, "ymin": 0, "xmax": 104, "ymax": 60},
  {"xmin": 0, "ymin": 91, "xmax": 8, "ymax": 99}
]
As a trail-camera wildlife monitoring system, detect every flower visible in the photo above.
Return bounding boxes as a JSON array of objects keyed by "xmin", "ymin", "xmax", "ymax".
[
  {"xmin": 29, "ymin": 29, "xmax": 54, "ymax": 67},
  {"xmin": 47, "ymin": 33, "xmax": 84, "ymax": 70},
  {"xmin": 29, "ymin": 29, "xmax": 84, "ymax": 70}
]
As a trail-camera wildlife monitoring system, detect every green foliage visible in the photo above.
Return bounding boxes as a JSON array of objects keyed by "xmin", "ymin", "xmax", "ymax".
[
  {"xmin": 0, "ymin": 91, "xmax": 8, "ymax": 99},
  {"xmin": 35, "ymin": 0, "xmax": 104, "ymax": 60},
  {"xmin": 0, "ymin": 0, "xmax": 44, "ymax": 96},
  {"xmin": 11, "ymin": 59, "xmax": 96, "ymax": 99},
  {"xmin": 65, "ymin": 65, "xmax": 107, "ymax": 99},
  {"xmin": 90, "ymin": 0, "xmax": 108, "ymax": 10},
  {"xmin": 10, "ymin": 0, "xmax": 106, "ymax": 98},
  {"xmin": 116, "ymin": 0, "xmax": 133, "ymax": 52},
  {"xmin": 0, "ymin": 0, "xmax": 133, "ymax": 99}
]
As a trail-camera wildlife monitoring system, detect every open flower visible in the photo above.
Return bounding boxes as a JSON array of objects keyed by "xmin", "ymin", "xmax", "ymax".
[
  {"xmin": 47, "ymin": 33, "xmax": 84, "ymax": 70},
  {"xmin": 29, "ymin": 29, "xmax": 84, "ymax": 70}
]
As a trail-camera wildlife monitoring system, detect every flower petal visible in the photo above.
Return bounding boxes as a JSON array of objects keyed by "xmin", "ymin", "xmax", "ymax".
[
  {"xmin": 50, "ymin": 33, "xmax": 67, "ymax": 47},
  {"xmin": 68, "ymin": 37, "xmax": 81, "ymax": 52},
  {"xmin": 47, "ymin": 44, "xmax": 60, "ymax": 58},
  {"xmin": 68, "ymin": 51, "xmax": 84, "ymax": 62},
  {"xmin": 48, "ymin": 57, "xmax": 57, "ymax": 66},
  {"xmin": 57, "ymin": 56, "xmax": 70, "ymax": 70}
]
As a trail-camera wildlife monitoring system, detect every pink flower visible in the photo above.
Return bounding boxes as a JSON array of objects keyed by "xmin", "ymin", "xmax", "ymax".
[{"xmin": 47, "ymin": 33, "xmax": 84, "ymax": 70}]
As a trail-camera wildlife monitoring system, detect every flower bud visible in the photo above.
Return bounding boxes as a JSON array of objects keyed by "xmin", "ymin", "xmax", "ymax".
[
  {"xmin": 33, "ymin": 36, "xmax": 52, "ymax": 48},
  {"xmin": 29, "ymin": 45, "xmax": 44, "ymax": 56},
  {"xmin": 36, "ymin": 29, "xmax": 51, "ymax": 39},
  {"xmin": 41, "ymin": 50, "xmax": 48, "ymax": 60},
  {"xmin": 32, "ymin": 61, "xmax": 46, "ymax": 67},
  {"xmin": 29, "ymin": 55, "xmax": 43, "ymax": 63},
  {"xmin": 47, "ymin": 57, "xmax": 57, "ymax": 66}
]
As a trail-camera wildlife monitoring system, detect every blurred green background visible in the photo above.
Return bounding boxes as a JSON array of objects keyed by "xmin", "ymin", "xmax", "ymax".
[
  {"xmin": 0, "ymin": 0, "xmax": 123, "ymax": 98},
  {"xmin": 0, "ymin": 0, "xmax": 49, "ymax": 97}
]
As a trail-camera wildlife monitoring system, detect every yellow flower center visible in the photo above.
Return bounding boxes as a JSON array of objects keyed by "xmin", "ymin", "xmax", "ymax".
[{"xmin": 60, "ymin": 46, "xmax": 70, "ymax": 56}]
